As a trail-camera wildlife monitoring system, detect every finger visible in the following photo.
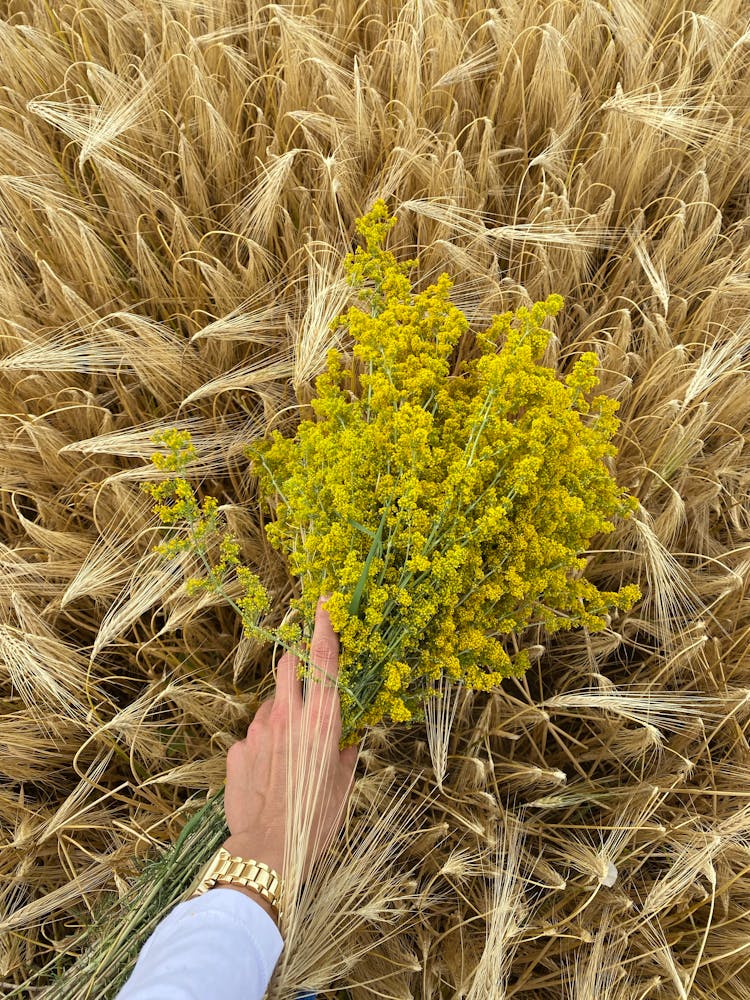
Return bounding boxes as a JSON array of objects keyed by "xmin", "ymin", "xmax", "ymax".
[
  {"xmin": 304, "ymin": 593, "xmax": 341, "ymax": 738},
  {"xmin": 340, "ymin": 744, "xmax": 359, "ymax": 780},
  {"xmin": 248, "ymin": 698, "xmax": 273, "ymax": 735},
  {"xmin": 273, "ymin": 642, "xmax": 303, "ymax": 717},
  {"xmin": 341, "ymin": 744, "xmax": 359, "ymax": 770},
  {"xmin": 226, "ymin": 740, "xmax": 245, "ymax": 767}
]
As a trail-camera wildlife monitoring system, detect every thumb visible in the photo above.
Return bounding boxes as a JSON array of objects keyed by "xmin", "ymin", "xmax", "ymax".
[{"xmin": 341, "ymin": 744, "xmax": 360, "ymax": 776}]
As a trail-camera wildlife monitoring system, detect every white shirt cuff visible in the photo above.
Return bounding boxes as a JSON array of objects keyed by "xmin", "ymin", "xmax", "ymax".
[{"xmin": 116, "ymin": 884, "xmax": 284, "ymax": 1000}]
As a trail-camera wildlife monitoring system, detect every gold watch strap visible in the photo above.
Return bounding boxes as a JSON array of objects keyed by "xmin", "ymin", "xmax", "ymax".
[{"xmin": 191, "ymin": 847, "xmax": 283, "ymax": 920}]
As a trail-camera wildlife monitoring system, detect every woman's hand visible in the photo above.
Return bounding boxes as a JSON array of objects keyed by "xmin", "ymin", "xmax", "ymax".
[{"xmin": 222, "ymin": 594, "xmax": 360, "ymax": 890}]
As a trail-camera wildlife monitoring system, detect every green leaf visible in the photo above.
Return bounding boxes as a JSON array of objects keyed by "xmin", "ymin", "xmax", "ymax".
[
  {"xmin": 348, "ymin": 500, "xmax": 391, "ymax": 617},
  {"xmin": 347, "ymin": 516, "xmax": 377, "ymax": 539}
]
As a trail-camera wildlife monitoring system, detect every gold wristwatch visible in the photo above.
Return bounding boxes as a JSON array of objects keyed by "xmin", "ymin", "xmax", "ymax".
[{"xmin": 191, "ymin": 847, "xmax": 283, "ymax": 920}]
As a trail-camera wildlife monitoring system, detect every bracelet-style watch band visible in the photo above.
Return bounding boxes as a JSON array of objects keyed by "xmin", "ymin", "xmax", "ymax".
[{"xmin": 191, "ymin": 847, "xmax": 283, "ymax": 920}]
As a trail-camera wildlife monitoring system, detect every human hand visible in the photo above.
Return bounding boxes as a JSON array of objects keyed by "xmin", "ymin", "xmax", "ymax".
[{"xmin": 222, "ymin": 594, "xmax": 360, "ymax": 890}]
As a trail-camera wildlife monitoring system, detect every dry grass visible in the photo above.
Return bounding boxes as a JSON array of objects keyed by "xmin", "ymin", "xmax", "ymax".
[{"xmin": 0, "ymin": 0, "xmax": 749, "ymax": 997}]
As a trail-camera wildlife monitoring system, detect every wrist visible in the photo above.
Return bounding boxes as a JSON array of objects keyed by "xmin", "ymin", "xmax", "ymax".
[
  {"xmin": 210, "ymin": 882, "xmax": 280, "ymax": 928},
  {"xmin": 222, "ymin": 834, "xmax": 284, "ymax": 881}
]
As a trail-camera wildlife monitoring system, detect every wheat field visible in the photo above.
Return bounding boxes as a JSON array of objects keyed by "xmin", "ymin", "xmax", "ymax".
[{"xmin": 1, "ymin": 1, "xmax": 749, "ymax": 997}]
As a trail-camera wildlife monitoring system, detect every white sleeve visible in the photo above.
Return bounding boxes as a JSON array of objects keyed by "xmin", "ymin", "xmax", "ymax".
[{"xmin": 114, "ymin": 886, "xmax": 284, "ymax": 1000}]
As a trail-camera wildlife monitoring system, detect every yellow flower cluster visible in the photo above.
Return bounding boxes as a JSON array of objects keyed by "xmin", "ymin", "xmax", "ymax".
[
  {"xmin": 141, "ymin": 430, "xmax": 274, "ymax": 629},
  {"xmin": 244, "ymin": 199, "xmax": 642, "ymax": 745},
  {"xmin": 141, "ymin": 430, "xmax": 217, "ymax": 557}
]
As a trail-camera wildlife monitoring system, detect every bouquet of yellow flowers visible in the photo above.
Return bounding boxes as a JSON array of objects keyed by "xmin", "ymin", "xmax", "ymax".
[{"xmin": 145, "ymin": 199, "xmax": 640, "ymax": 747}]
